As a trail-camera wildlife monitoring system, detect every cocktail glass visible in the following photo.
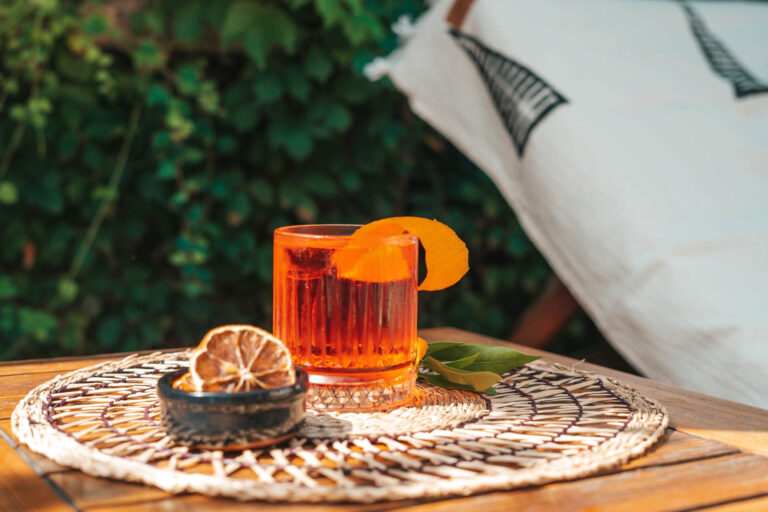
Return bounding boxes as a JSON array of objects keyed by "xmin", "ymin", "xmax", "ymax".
[{"xmin": 273, "ymin": 225, "xmax": 418, "ymax": 411}]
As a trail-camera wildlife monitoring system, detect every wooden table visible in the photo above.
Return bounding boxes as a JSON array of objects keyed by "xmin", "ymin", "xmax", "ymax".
[{"xmin": 2, "ymin": 327, "xmax": 767, "ymax": 512}]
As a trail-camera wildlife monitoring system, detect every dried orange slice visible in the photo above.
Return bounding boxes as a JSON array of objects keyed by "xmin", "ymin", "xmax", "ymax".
[
  {"xmin": 335, "ymin": 217, "xmax": 469, "ymax": 291},
  {"xmin": 173, "ymin": 371, "xmax": 196, "ymax": 391},
  {"xmin": 188, "ymin": 325, "xmax": 295, "ymax": 392}
]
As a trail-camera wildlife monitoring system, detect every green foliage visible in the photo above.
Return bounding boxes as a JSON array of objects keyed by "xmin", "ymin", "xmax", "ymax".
[
  {"xmin": 0, "ymin": 0, "xmax": 559, "ymax": 361},
  {"xmin": 420, "ymin": 341, "xmax": 540, "ymax": 394}
]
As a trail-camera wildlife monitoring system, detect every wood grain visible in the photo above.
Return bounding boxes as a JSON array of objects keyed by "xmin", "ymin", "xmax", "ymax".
[
  {"xmin": 15, "ymin": 429, "xmax": 739, "ymax": 512},
  {"xmin": 1, "ymin": 420, "xmax": 69, "ymax": 475},
  {"xmin": 0, "ymin": 348, "xmax": 185, "ymax": 377},
  {"xmin": 86, "ymin": 494, "xmax": 408, "ymax": 511},
  {"xmin": 701, "ymin": 495, "xmax": 768, "ymax": 512},
  {"xmin": 0, "ymin": 429, "xmax": 72, "ymax": 512},
  {"xmin": 3, "ymin": 328, "xmax": 768, "ymax": 512},
  {"xmin": 421, "ymin": 327, "xmax": 768, "ymax": 455},
  {"xmin": 620, "ymin": 429, "xmax": 738, "ymax": 470},
  {"xmin": 0, "ymin": 371, "xmax": 72, "ymax": 419},
  {"xmin": 394, "ymin": 453, "xmax": 768, "ymax": 512},
  {"xmin": 47, "ymin": 471, "xmax": 173, "ymax": 510}
]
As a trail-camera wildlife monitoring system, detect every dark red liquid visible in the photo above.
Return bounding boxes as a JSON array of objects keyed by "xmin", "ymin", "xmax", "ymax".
[{"xmin": 273, "ymin": 232, "xmax": 418, "ymax": 386}]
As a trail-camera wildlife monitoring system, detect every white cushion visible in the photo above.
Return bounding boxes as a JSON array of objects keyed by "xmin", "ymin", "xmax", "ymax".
[{"xmin": 373, "ymin": 0, "xmax": 768, "ymax": 407}]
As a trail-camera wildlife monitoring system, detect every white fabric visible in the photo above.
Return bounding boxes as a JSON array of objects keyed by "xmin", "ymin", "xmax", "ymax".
[{"xmin": 374, "ymin": 0, "xmax": 768, "ymax": 408}]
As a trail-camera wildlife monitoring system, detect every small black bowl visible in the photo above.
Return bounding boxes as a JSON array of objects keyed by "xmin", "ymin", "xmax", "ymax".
[{"xmin": 157, "ymin": 369, "xmax": 307, "ymax": 450}]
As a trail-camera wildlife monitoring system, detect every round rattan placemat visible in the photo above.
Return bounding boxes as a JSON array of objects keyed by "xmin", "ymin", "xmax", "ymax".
[{"xmin": 12, "ymin": 351, "xmax": 668, "ymax": 503}]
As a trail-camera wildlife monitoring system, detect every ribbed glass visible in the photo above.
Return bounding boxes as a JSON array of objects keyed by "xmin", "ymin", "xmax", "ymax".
[{"xmin": 273, "ymin": 225, "xmax": 418, "ymax": 411}]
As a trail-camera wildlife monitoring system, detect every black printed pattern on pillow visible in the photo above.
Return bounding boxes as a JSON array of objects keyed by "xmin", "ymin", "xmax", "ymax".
[
  {"xmin": 450, "ymin": 30, "xmax": 567, "ymax": 157},
  {"xmin": 683, "ymin": 4, "xmax": 768, "ymax": 98}
]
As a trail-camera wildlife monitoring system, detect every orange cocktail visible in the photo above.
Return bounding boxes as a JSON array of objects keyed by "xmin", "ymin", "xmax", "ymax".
[{"xmin": 273, "ymin": 225, "xmax": 419, "ymax": 411}]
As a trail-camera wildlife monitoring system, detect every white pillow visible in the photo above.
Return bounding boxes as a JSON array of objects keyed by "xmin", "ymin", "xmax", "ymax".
[{"xmin": 372, "ymin": 0, "xmax": 768, "ymax": 408}]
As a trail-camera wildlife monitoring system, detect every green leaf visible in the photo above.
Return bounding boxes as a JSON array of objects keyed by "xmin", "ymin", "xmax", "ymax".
[
  {"xmin": 443, "ymin": 352, "xmax": 479, "ymax": 369},
  {"xmin": 147, "ymin": 84, "xmax": 170, "ymax": 107},
  {"xmin": 0, "ymin": 275, "xmax": 17, "ymax": 299},
  {"xmin": 92, "ymin": 186, "xmax": 118, "ymax": 201},
  {"xmin": 97, "ymin": 316, "xmax": 122, "ymax": 348},
  {"xmin": 176, "ymin": 65, "xmax": 201, "ymax": 96},
  {"xmin": 0, "ymin": 182, "xmax": 19, "ymax": 205},
  {"xmin": 173, "ymin": 0, "xmax": 205, "ymax": 41},
  {"xmin": 183, "ymin": 147, "xmax": 205, "ymax": 163},
  {"xmin": 304, "ymin": 46, "xmax": 333, "ymax": 82},
  {"xmin": 288, "ymin": 0, "xmax": 311, "ymax": 8},
  {"xmin": 58, "ymin": 278, "xmax": 79, "ymax": 303},
  {"xmin": 315, "ymin": 0, "xmax": 344, "ymax": 26},
  {"xmin": 83, "ymin": 14, "xmax": 110, "ymax": 36},
  {"xmin": 419, "ymin": 373, "xmax": 497, "ymax": 395},
  {"xmin": 425, "ymin": 341, "xmax": 475, "ymax": 358},
  {"xmin": 285, "ymin": 67, "xmax": 311, "ymax": 102},
  {"xmin": 285, "ymin": 130, "xmax": 313, "ymax": 160},
  {"xmin": 83, "ymin": 145, "xmax": 105, "ymax": 171},
  {"xmin": 428, "ymin": 342, "xmax": 541, "ymax": 376},
  {"xmin": 157, "ymin": 161, "xmax": 175, "ymax": 180},
  {"xmin": 19, "ymin": 308, "xmax": 58, "ymax": 342},
  {"xmin": 133, "ymin": 40, "xmax": 165, "ymax": 70},
  {"xmin": 422, "ymin": 356, "xmax": 501, "ymax": 392},
  {"xmin": 326, "ymin": 103, "xmax": 352, "ymax": 132},
  {"xmin": 220, "ymin": 1, "xmax": 253, "ymax": 46},
  {"xmin": 230, "ymin": 103, "xmax": 259, "ymax": 132},
  {"xmin": 268, "ymin": 125, "xmax": 313, "ymax": 160},
  {"xmin": 222, "ymin": 3, "xmax": 297, "ymax": 68},
  {"xmin": 254, "ymin": 74, "xmax": 283, "ymax": 104}
]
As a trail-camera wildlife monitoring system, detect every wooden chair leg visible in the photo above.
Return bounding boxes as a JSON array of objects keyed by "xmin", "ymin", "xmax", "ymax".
[{"xmin": 510, "ymin": 274, "xmax": 579, "ymax": 349}]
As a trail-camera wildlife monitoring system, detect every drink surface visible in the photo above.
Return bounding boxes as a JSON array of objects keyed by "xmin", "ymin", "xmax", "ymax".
[{"xmin": 273, "ymin": 240, "xmax": 418, "ymax": 376}]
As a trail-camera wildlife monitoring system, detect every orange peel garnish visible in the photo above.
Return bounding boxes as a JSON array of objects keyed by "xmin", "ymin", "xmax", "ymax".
[
  {"xmin": 332, "ymin": 221, "xmax": 414, "ymax": 283},
  {"xmin": 336, "ymin": 217, "xmax": 469, "ymax": 291},
  {"xmin": 415, "ymin": 336, "xmax": 428, "ymax": 365}
]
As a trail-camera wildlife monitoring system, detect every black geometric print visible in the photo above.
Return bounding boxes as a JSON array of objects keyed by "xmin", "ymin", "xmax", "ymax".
[
  {"xmin": 683, "ymin": 4, "xmax": 768, "ymax": 98},
  {"xmin": 450, "ymin": 29, "xmax": 567, "ymax": 157}
]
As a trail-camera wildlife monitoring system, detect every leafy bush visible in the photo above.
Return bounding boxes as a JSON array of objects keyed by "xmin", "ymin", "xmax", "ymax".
[{"xmin": 0, "ymin": 0, "xmax": 559, "ymax": 360}]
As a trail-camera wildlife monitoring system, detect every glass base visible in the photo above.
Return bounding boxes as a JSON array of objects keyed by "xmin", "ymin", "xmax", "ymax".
[{"xmin": 300, "ymin": 364, "xmax": 416, "ymax": 412}]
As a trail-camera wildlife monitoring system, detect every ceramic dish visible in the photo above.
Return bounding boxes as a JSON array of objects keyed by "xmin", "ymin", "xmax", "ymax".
[{"xmin": 157, "ymin": 369, "xmax": 307, "ymax": 450}]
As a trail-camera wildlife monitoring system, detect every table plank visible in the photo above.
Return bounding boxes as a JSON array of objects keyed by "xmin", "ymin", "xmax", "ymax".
[
  {"xmin": 621, "ymin": 429, "xmax": 738, "ymax": 470},
  {"xmin": 13, "ymin": 427, "xmax": 741, "ymax": 512},
  {"xmin": 0, "ymin": 428, "xmax": 73, "ymax": 512},
  {"xmin": 0, "ymin": 349, "xmax": 185, "ymax": 377},
  {"xmin": 0, "ymin": 370, "xmax": 71, "ymax": 419},
  {"xmin": 393, "ymin": 453, "xmax": 768, "ymax": 512},
  {"xmin": 421, "ymin": 327, "xmax": 768, "ymax": 456},
  {"xmin": 701, "ymin": 496, "xmax": 768, "ymax": 512},
  {"xmin": 2, "ymin": 328, "xmax": 767, "ymax": 512},
  {"xmin": 1, "ymin": 420, "xmax": 69, "ymax": 475},
  {"xmin": 85, "ymin": 494, "xmax": 407, "ymax": 511}
]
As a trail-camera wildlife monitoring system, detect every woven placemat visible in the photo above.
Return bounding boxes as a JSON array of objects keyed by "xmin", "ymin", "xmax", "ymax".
[{"xmin": 12, "ymin": 351, "xmax": 668, "ymax": 503}]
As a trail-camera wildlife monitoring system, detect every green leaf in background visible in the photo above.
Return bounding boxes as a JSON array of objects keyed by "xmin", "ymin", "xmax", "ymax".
[
  {"xmin": 254, "ymin": 73, "xmax": 283, "ymax": 104},
  {"xmin": 58, "ymin": 278, "xmax": 79, "ymax": 303},
  {"xmin": 0, "ymin": 181, "xmax": 19, "ymax": 205},
  {"xmin": 222, "ymin": 3, "xmax": 298, "ymax": 68},
  {"xmin": 172, "ymin": 0, "xmax": 205, "ymax": 41},
  {"xmin": 304, "ymin": 46, "xmax": 333, "ymax": 82},
  {"xmin": 133, "ymin": 40, "xmax": 165, "ymax": 71},
  {"xmin": 82, "ymin": 15, "xmax": 110, "ymax": 36},
  {"xmin": 285, "ymin": 66, "xmax": 311, "ymax": 101},
  {"xmin": 19, "ymin": 308, "xmax": 58, "ymax": 342},
  {"xmin": 0, "ymin": 275, "xmax": 18, "ymax": 299},
  {"xmin": 0, "ymin": 0, "xmax": 566, "ymax": 365}
]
